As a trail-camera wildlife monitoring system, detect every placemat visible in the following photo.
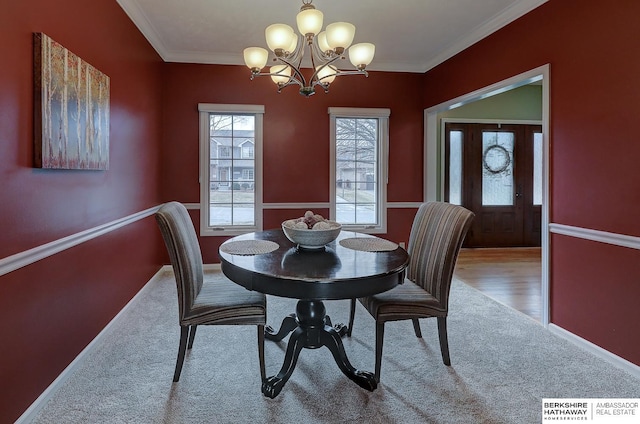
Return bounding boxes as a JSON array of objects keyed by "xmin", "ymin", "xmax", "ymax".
[
  {"xmin": 339, "ymin": 237, "xmax": 399, "ymax": 252},
  {"xmin": 219, "ymin": 240, "xmax": 279, "ymax": 256}
]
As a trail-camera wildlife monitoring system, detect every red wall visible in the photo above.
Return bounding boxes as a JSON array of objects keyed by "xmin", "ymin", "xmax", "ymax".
[
  {"xmin": 161, "ymin": 63, "xmax": 425, "ymax": 262},
  {"xmin": 551, "ymin": 234, "xmax": 640, "ymax": 361},
  {"xmin": 423, "ymin": 0, "xmax": 640, "ymax": 365},
  {"xmin": 0, "ymin": 1, "xmax": 164, "ymax": 422}
]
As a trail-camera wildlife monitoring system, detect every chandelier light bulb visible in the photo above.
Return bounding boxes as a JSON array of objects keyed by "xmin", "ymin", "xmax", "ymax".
[
  {"xmin": 265, "ymin": 24, "xmax": 295, "ymax": 52},
  {"xmin": 243, "ymin": 47, "xmax": 268, "ymax": 71},
  {"xmin": 296, "ymin": 7, "xmax": 324, "ymax": 36},
  {"xmin": 349, "ymin": 43, "xmax": 375, "ymax": 69},
  {"xmin": 325, "ymin": 22, "xmax": 356, "ymax": 52},
  {"xmin": 316, "ymin": 65, "xmax": 337, "ymax": 84},
  {"xmin": 287, "ymin": 35, "xmax": 298, "ymax": 55},
  {"xmin": 317, "ymin": 31, "xmax": 331, "ymax": 53},
  {"xmin": 270, "ymin": 65, "xmax": 292, "ymax": 84}
]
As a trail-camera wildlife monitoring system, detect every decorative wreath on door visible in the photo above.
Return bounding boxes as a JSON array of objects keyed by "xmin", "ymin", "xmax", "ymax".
[{"xmin": 482, "ymin": 144, "xmax": 511, "ymax": 174}]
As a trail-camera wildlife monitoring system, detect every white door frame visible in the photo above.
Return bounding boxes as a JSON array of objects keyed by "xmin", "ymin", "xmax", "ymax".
[{"xmin": 424, "ymin": 64, "xmax": 550, "ymax": 326}]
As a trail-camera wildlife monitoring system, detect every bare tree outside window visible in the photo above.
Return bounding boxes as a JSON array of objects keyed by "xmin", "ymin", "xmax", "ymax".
[{"xmin": 335, "ymin": 117, "xmax": 378, "ymax": 225}]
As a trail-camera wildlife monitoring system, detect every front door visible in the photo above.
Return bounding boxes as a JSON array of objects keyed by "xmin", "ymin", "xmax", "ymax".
[{"xmin": 445, "ymin": 122, "xmax": 542, "ymax": 247}]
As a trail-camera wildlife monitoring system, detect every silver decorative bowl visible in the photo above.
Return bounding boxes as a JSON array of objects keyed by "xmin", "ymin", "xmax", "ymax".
[{"xmin": 281, "ymin": 221, "xmax": 342, "ymax": 249}]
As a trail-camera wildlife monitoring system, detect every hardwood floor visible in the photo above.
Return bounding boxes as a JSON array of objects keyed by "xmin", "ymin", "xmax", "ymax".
[{"xmin": 454, "ymin": 247, "xmax": 542, "ymax": 322}]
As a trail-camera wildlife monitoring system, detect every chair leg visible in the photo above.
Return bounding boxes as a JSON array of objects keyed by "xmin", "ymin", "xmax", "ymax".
[
  {"xmin": 187, "ymin": 325, "xmax": 197, "ymax": 349},
  {"xmin": 173, "ymin": 325, "xmax": 190, "ymax": 382},
  {"xmin": 258, "ymin": 324, "xmax": 266, "ymax": 382},
  {"xmin": 412, "ymin": 319, "xmax": 422, "ymax": 338},
  {"xmin": 374, "ymin": 322, "xmax": 385, "ymax": 383},
  {"xmin": 347, "ymin": 299, "xmax": 356, "ymax": 337},
  {"xmin": 437, "ymin": 316, "xmax": 451, "ymax": 366}
]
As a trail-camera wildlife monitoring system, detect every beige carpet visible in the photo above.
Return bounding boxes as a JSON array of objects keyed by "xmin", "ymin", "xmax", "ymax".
[{"xmin": 30, "ymin": 268, "xmax": 639, "ymax": 423}]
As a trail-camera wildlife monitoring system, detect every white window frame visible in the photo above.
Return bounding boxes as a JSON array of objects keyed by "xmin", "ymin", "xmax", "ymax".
[
  {"xmin": 329, "ymin": 107, "xmax": 390, "ymax": 233},
  {"xmin": 198, "ymin": 103, "xmax": 264, "ymax": 236}
]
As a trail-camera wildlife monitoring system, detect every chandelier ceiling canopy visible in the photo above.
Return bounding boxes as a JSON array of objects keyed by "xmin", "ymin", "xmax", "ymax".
[{"xmin": 243, "ymin": 0, "xmax": 376, "ymax": 97}]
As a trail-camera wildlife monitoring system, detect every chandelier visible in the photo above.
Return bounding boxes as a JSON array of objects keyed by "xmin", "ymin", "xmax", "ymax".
[{"xmin": 243, "ymin": 0, "xmax": 376, "ymax": 97}]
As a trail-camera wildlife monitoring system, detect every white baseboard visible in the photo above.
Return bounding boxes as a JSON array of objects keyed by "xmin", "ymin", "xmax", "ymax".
[
  {"xmin": 15, "ymin": 267, "xmax": 171, "ymax": 424},
  {"xmin": 548, "ymin": 324, "xmax": 640, "ymax": 379}
]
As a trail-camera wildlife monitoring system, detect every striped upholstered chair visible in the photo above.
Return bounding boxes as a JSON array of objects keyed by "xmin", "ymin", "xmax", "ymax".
[
  {"xmin": 155, "ymin": 201, "xmax": 266, "ymax": 382},
  {"xmin": 347, "ymin": 202, "xmax": 474, "ymax": 382}
]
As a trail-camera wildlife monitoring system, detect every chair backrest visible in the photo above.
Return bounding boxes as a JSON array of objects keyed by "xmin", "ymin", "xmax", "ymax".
[
  {"xmin": 406, "ymin": 202, "xmax": 474, "ymax": 309},
  {"xmin": 155, "ymin": 201, "xmax": 204, "ymax": 322}
]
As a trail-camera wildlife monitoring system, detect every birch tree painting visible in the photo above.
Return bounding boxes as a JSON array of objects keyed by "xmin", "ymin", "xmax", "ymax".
[{"xmin": 34, "ymin": 33, "xmax": 110, "ymax": 170}]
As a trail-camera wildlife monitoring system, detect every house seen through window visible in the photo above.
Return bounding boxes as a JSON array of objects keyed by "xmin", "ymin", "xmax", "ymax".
[{"xmin": 199, "ymin": 104, "xmax": 263, "ymax": 235}]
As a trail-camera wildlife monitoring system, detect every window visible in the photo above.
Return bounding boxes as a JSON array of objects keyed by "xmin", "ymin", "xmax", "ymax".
[
  {"xmin": 329, "ymin": 107, "xmax": 390, "ymax": 233},
  {"xmin": 242, "ymin": 169, "xmax": 254, "ymax": 180},
  {"xmin": 482, "ymin": 131, "xmax": 515, "ymax": 206},
  {"xmin": 199, "ymin": 104, "xmax": 264, "ymax": 236},
  {"xmin": 241, "ymin": 142, "xmax": 255, "ymax": 159}
]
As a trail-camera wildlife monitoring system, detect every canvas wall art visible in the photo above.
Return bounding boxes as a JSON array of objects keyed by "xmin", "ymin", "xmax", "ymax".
[{"xmin": 34, "ymin": 33, "xmax": 110, "ymax": 170}]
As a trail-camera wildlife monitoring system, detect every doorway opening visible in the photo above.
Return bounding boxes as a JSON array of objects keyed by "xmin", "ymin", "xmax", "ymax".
[{"xmin": 424, "ymin": 64, "xmax": 550, "ymax": 325}]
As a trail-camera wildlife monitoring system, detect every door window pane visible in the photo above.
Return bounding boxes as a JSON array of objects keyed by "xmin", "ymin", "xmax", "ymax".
[
  {"xmin": 449, "ymin": 130, "xmax": 463, "ymax": 205},
  {"xmin": 482, "ymin": 131, "xmax": 514, "ymax": 206},
  {"xmin": 533, "ymin": 132, "xmax": 543, "ymax": 205}
]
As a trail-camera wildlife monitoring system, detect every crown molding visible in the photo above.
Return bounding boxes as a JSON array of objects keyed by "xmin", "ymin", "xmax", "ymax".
[
  {"xmin": 116, "ymin": 0, "xmax": 170, "ymax": 61},
  {"xmin": 420, "ymin": 0, "xmax": 549, "ymax": 72},
  {"xmin": 163, "ymin": 50, "xmax": 241, "ymax": 65},
  {"xmin": 118, "ymin": 0, "xmax": 549, "ymax": 74}
]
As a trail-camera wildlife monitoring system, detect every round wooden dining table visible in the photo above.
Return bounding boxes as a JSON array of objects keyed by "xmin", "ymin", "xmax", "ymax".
[{"xmin": 219, "ymin": 228, "xmax": 409, "ymax": 398}]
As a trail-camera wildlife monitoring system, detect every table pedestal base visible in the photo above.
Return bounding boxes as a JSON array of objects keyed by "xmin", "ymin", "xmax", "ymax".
[{"xmin": 262, "ymin": 300, "xmax": 377, "ymax": 398}]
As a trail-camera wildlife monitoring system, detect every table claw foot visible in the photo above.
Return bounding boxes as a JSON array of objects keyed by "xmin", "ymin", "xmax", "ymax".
[
  {"xmin": 262, "ymin": 376, "xmax": 286, "ymax": 399},
  {"xmin": 350, "ymin": 370, "xmax": 377, "ymax": 391},
  {"xmin": 320, "ymin": 325, "xmax": 378, "ymax": 393}
]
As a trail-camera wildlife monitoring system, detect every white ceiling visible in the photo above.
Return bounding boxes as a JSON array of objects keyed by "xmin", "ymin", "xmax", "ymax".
[{"xmin": 116, "ymin": 0, "xmax": 548, "ymax": 73}]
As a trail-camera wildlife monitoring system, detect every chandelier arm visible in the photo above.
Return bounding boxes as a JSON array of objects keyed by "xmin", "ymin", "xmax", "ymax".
[
  {"xmin": 332, "ymin": 69, "xmax": 369, "ymax": 77},
  {"xmin": 276, "ymin": 79, "xmax": 302, "ymax": 93},
  {"xmin": 309, "ymin": 48, "xmax": 318, "ymax": 82},
  {"xmin": 309, "ymin": 40, "xmax": 335, "ymax": 63},
  {"xmin": 252, "ymin": 71, "xmax": 304, "ymax": 89},
  {"xmin": 286, "ymin": 35, "xmax": 305, "ymax": 65},
  {"xmin": 275, "ymin": 56, "xmax": 308, "ymax": 88},
  {"xmin": 309, "ymin": 55, "xmax": 341, "ymax": 86}
]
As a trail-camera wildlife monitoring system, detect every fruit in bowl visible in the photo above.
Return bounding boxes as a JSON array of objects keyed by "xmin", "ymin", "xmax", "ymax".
[{"xmin": 282, "ymin": 211, "xmax": 342, "ymax": 249}]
